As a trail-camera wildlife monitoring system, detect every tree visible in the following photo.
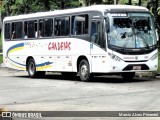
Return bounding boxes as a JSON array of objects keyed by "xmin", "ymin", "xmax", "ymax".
[
  {"xmin": 128, "ymin": 0, "xmax": 131, "ymax": 4},
  {"xmin": 85, "ymin": 0, "xmax": 103, "ymax": 6},
  {"xmin": 127, "ymin": 0, "xmax": 141, "ymax": 6},
  {"xmin": 106, "ymin": 0, "xmax": 114, "ymax": 4},
  {"xmin": 149, "ymin": 0, "xmax": 160, "ymax": 41},
  {"xmin": 51, "ymin": 0, "xmax": 80, "ymax": 9},
  {"xmin": 1, "ymin": 0, "xmax": 15, "ymax": 16},
  {"xmin": 1, "ymin": 0, "xmax": 81, "ymax": 16}
]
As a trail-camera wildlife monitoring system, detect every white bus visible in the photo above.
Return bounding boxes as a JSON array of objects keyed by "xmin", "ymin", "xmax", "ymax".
[{"xmin": 2, "ymin": 5, "xmax": 158, "ymax": 82}]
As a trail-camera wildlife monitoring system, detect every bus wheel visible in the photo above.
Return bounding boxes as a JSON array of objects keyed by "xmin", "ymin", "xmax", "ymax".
[
  {"xmin": 27, "ymin": 58, "xmax": 45, "ymax": 78},
  {"xmin": 79, "ymin": 59, "xmax": 91, "ymax": 82},
  {"xmin": 121, "ymin": 72, "xmax": 135, "ymax": 81},
  {"xmin": 27, "ymin": 58, "xmax": 37, "ymax": 78}
]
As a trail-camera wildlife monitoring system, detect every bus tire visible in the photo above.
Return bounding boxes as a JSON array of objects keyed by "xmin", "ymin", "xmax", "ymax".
[
  {"xmin": 27, "ymin": 58, "xmax": 37, "ymax": 78},
  {"xmin": 121, "ymin": 72, "xmax": 135, "ymax": 81},
  {"xmin": 27, "ymin": 58, "xmax": 45, "ymax": 78},
  {"xmin": 79, "ymin": 59, "xmax": 92, "ymax": 82}
]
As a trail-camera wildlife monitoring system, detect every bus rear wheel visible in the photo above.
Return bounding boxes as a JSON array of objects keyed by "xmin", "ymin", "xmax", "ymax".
[
  {"xmin": 79, "ymin": 59, "xmax": 92, "ymax": 82},
  {"xmin": 27, "ymin": 58, "xmax": 45, "ymax": 78},
  {"xmin": 121, "ymin": 72, "xmax": 135, "ymax": 81}
]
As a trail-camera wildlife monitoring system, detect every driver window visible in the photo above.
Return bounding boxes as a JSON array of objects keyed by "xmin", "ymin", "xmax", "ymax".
[
  {"xmin": 91, "ymin": 21, "xmax": 100, "ymax": 45},
  {"xmin": 91, "ymin": 20, "xmax": 105, "ymax": 49}
]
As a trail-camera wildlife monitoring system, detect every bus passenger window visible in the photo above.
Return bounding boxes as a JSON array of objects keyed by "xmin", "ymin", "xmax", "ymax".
[
  {"xmin": 11, "ymin": 31, "xmax": 15, "ymax": 39},
  {"xmin": 27, "ymin": 20, "xmax": 37, "ymax": 38},
  {"xmin": 11, "ymin": 22, "xmax": 23, "ymax": 39},
  {"xmin": 54, "ymin": 17, "xmax": 70, "ymax": 36},
  {"xmin": 11, "ymin": 23, "xmax": 15, "ymax": 39},
  {"xmin": 38, "ymin": 19, "xmax": 44, "ymax": 38},
  {"xmin": 4, "ymin": 23, "xmax": 11, "ymax": 40},
  {"xmin": 71, "ymin": 14, "xmax": 88, "ymax": 35},
  {"xmin": 44, "ymin": 18, "xmax": 53, "ymax": 37},
  {"xmin": 24, "ymin": 21, "xmax": 28, "ymax": 39},
  {"xmin": 15, "ymin": 22, "xmax": 23, "ymax": 39}
]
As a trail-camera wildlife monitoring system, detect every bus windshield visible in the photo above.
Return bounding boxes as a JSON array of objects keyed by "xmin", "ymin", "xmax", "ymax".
[{"xmin": 107, "ymin": 13, "xmax": 157, "ymax": 50}]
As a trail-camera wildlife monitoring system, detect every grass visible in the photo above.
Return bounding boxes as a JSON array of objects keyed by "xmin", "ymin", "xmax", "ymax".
[{"xmin": 0, "ymin": 55, "xmax": 2, "ymax": 63}]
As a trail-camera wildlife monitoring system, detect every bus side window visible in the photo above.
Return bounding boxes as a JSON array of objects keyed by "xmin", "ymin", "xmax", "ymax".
[
  {"xmin": 54, "ymin": 18, "xmax": 60, "ymax": 36},
  {"xmin": 71, "ymin": 14, "xmax": 88, "ymax": 35},
  {"xmin": 44, "ymin": 18, "xmax": 53, "ymax": 37},
  {"xmin": 11, "ymin": 23, "xmax": 15, "ymax": 39},
  {"xmin": 16, "ymin": 22, "xmax": 23, "ymax": 39},
  {"xmin": 54, "ymin": 17, "xmax": 70, "ymax": 36},
  {"xmin": 11, "ymin": 22, "xmax": 23, "ymax": 40},
  {"xmin": 91, "ymin": 21, "xmax": 100, "ymax": 45},
  {"xmin": 4, "ymin": 23, "xmax": 11, "ymax": 40},
  {"xmin": 27, "ymin": 20, "xmax": 36, "ymax": 38},
  {"xmin": 11, "ymin": 31, "xmax": 15, "ymax": 39},
  {"xmin": 54, "ymin": 21, "xmax": 58, "ymax": 36},
  {"xmin": 91, "ymin": 22, "xmax": 97, "ymax": 42},
  {"xmin": 24, "ymin": 21, "xmax": 28, "ymax": 39},
  {"xmin": 38, "ymin": 19, "xmax": 44, "ymax": 38}
]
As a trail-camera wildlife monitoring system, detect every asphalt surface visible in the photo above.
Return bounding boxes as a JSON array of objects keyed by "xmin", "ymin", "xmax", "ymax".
[{"xmin": 0, "ymin": 67, "xmax": 160, "ymax": 120}]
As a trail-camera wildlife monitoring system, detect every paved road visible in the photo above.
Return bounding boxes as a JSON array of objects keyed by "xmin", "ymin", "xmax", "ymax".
[{"xmin": 0, "ymin": 67, "xmax": 160, "ymax": 120}]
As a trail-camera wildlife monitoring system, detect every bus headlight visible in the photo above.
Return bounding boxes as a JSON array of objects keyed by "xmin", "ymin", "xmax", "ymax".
[
  {"xmin": 150, "ymin": 53, "xmax": 158, "ymax": 61},
  {"xmin": 108, "ymin": 53, "xmax": 121, "ymax": 61}
]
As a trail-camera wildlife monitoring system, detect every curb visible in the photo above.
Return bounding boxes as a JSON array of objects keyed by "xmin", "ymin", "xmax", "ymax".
[
  {"xmin": 135, "ymin": 72, "xmax": 157, "ymax": 78},
  {"xmin": 0, "ymin": 63, "xmax": 4, "ymax": 68}
]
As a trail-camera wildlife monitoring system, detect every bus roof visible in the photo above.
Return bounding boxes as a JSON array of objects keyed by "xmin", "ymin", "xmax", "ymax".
[{"xmin": 3, "ymin": 5, "xmax": 149, "ymax": 22}]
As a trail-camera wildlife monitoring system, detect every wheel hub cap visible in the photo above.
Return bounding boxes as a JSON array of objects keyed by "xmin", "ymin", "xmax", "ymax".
[
  {"xmin": 81, "ymin": 65, "xmax": 88, "ymax": 77},
  {"xmin": 29, "ymin": 62, "xmax": 35, "ymax": 75}
]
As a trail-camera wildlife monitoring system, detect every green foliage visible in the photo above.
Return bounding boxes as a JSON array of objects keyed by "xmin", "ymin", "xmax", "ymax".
[
  {"xmin": 90, "ymin": 0, "xmax": 103, "ymax": 4},
  {"xmin": 0, "ymin": 55, "xmax": 2, "ymax": 63},
  {"xmin": 0, "ymin": 34, "xmax": 2, "ymax": 48},
  {"xmin": 147, "ymin": 0, "xmax": 160, "ymax": 41},
  {"xmin": 119, "ymin": 0, "xmax": 128, "ymax": 4},
  {"xmin": 1, "ymin": 0, "xmax": 81, "ymax": 16},
  {"xmin": 108, "ymin": 0, "xmax": 114, "ymax": 4},
  {"xmin": 158, "ymin": 7, "xmax": 160, "ymax": 15},
  {"xmin": 0, "ymin": 0, "xmax": 7, "ymax": 16}
]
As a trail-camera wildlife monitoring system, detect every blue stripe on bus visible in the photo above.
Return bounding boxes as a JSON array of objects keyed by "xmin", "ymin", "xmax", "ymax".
[
  {"xmin": 7, "ymin": 43, "xmax": 24, "ymax": 56},
  {"xmin": 8, "ymin": 57, "xmax": 26, "ymax": 66},
  {"xmin": 36, "ymin": 61, "xmax": 53, "ymax": 67},
  {"xmin": 6, "ymin": 43, "xmax": 53, "ymax": 68}
]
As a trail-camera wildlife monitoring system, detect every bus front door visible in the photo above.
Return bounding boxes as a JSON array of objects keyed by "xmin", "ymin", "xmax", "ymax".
[{"xmin": 90, "ymin": 19, "xmax": 107, "ymax": 73}]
